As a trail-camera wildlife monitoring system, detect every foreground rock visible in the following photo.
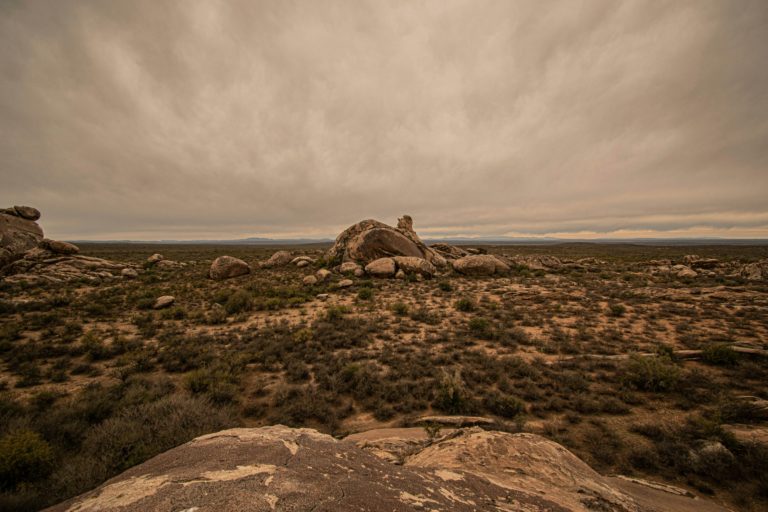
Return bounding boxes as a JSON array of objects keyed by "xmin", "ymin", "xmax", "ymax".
[
  {"xmin": 46, "ymin": 425, "xmax": 727, "ymax": 512},
  {"xmin": 209, "ymin": 256, "xmax": 251, "ymax": 280},
  {"xmin": 327, "ymin": 214, "xmax": 446, "ymax": 268},
  {"xmin": 452, "ymin": 254, "xmax": 510, "ymax": 276},
  {"xmin": 40, "ymin": 238, "xmax": 79, "ymax": 255}
]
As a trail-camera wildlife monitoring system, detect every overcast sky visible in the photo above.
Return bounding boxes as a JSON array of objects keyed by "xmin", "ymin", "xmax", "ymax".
[{"xmin": 1, "ymin": 0, "xmax": 767, "ymax": 240}]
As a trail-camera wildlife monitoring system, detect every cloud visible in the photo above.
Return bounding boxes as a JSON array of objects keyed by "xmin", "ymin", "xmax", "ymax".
[{"xmin": 1, "ymin": 0, "xmax": 767, "ymax": 239}]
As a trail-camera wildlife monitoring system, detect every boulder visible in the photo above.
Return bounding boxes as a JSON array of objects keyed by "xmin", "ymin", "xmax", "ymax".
[
  {"xmin": 44, "ymin": 425, "xmax": 710, "ymax": 512},
  {"xmin": 291, "ymin": 256, "xmax": 314, "ymax": 265},
  {"xmin": 365, "ymin": 257, "xmax": 396, "ymax": 277},
  {"xmin": 147, "ymin": 253, "xmax": 165, "ymax": 264},
  {"xmin": 13, "ymin": 205, "xmax": 41, "ymax": 221},
  {"xmin": 153, "ymin": 296, "xmax": 175, "ymax": 309},
  {"xmin": 209, "ymin": 256, "xmax": 251, "ymax": 280},
  {"xmin": 316, "ymin": 269, "xmax": 332, "ymax": 281},
  {"xmin": 339, "ymin": 261, "xmax": 362, "ymax": 275},
  {"xmin": 296, "ymin": 260, "xmax": 310, "ymax": 268},
  {"xmin": 263, "ymin": 250, "xmax": 293, "ymax": 268},
  {"xmin": 0, "ymin": 206, "xmax": 44, "ymax": 268},
  {"xmin": 430, "ymin": 242, "xmax": 468, "ymax": 260},
  {"xmin": 452, "ymin": 255, "xmax": 510, "ymax": 276},
  {"xmin": 327, "ymin": 215, "xmax": 446, "ymax": 268},
  {"xmin": 303, "ymin": 275, "xmax": 318, "ymax": 286},
  {"xmin": 41, "ymin": 239, "xmax": 79, "ymax": 255},
  {"xmin": 677, "ymin": 267, "xmax": 698, "ymax": 278},
  {"xmin": 338, "ymin": 279, "xmax": 354, "ymax": 288},
  {"xmin": 392, "ymin": 256, "xmax": 436, "ymax": 277}
]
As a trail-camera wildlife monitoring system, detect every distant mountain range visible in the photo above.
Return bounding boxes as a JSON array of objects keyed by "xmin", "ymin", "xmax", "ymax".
[{"xmin": 71, "ymin": 236, "xmax": 768, "ymax": 246}]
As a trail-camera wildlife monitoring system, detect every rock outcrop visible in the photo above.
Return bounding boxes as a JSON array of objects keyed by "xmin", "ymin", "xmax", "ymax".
[
  {"xmin": 327, "ymin": 215, "xmax": 446, "ymax": 268},
  {"xmin": 45, "ymin": 425, "xmax": 728, "ymax": 512},
  {"xmin": 508, "ymin": 254, "xmax": 562, "ymax": 271},
  {"xmin": 430, "ymin": 242, "xmax": 469, "ymax": 259},
  {"xmin": 1, "ymin": 206, "xmax": 139, "ymax": 285},
  {"xmin": 209, "ymin": 256, "xmax": 251, "ymax": 280},
  {"xmin": 0, "ymin": 205, "xmax": 44, "ymax": 268}
]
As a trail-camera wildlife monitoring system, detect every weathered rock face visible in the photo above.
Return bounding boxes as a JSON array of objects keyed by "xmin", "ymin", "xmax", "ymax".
[
  {"xmin": 209, "ymin": 256, "xmax": 251, "ymax": 280},
  {"xmin": 327, "ymin": 215, "xmax": 446, "ymax": 268},
  {"xmin": 46, "ymin": 425, "xmax": 726, "ymax": 512},
  {"xmin": 452, "ymin": 254, "xmax": 510, "ymax": 276},
  {"xmin": 0, "ymin": 206, "xmax": 44, "ymax": 267}
]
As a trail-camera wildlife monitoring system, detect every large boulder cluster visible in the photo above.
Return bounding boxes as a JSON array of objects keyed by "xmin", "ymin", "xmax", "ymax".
[{"xmin": 0, "ymin": 206, "xmax": 138, "ymax": 285}]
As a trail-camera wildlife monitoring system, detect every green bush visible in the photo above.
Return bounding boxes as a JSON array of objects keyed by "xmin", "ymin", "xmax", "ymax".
[
  {"xmin": 609, "ymin": 304, "xmax": 626, "ymax": 317},
  {"xmin": 455, "ymin": 298, "xmax": 475, "ymax": 312},
  {"xmin": 483, "ymin": 391, "xmax": 524, "ymax": 418},
  {"xmin": 468, "ymin": 317, "xmax": 493, "ymax": 339},
  {"xmin": 433, "ymin": 369, "xmax": 469, "ymax": 414},
  {"xmin": 622, "ymin": 355, "xmax": 681, "ymax": 392},
  {"xmin": 224, "ymin": 289, "xmax": 253, "ymax": 315},
  {"xmin": 391, "ymin": 302, "xmax": 409, "ymax": 316},
  {"xmin": 0, "ymin": 430, "xmax": 54, "ymax": 491},
  {"xmin": 701, "ymin": 344, "xmax": 739, "ymax": 366},
  {"xmin": 357, "ymin": 288, "xmax": 374, "ymax": 301}
]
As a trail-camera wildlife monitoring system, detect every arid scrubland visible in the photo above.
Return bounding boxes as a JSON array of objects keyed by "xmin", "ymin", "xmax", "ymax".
[{"xmin": 1, "ymin": 236, "xmax": 768, "ymax": 510}]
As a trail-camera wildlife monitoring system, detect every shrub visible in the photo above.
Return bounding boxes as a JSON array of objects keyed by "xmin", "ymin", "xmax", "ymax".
[
  {"xmin": 357, "ymin": 288, "xmax": 374, "ymax": 301},
  {"xmin": 468, "ymin": 317, "xmax": 493, "ymax": 339},
  {"xmin": 701, "ymin": 344, "xmax": 739, "ymax": 366},
  {"xmin": 455, "ymin": 298, "xmax": 475, "ymax": 312},
  {"xmin": 433, "ymin": 369, "xmax": 469, "ymax": 414},
  {"xmin": 608, "ymin": 303, "xmax": 626, "ymax": 317},
  {"xmin": 224, "ymin": 289, "xmax": 253, "ymax": 315},
  {"xmin": 438, "ymin": 281, "xmax": 452, "ymax": 292},
  {"xmin": 0, "ymin": 430, "xmax": 54, "ymax": 491},
  {"xmin": 483, "ymin": 391, "xmax": 524, "ymax": 418},
  {"xmin": 622, "ymin": 355, "xmax": 681, "ymax": 392},
  {"xmin": 391, "ymin": 302, "xmax": 409, "ymax": 316}
]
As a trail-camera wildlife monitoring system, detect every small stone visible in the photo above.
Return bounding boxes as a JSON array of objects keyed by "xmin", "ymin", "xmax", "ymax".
[
  {"xmin": 316, "ymin": 269, "xmax": 332, "ymax": 281},
  {"xmin": 303, "ymin": 275, "xmax": 318, "ymax": 285},
  {"xmin": 297, "ymin": 260, "xmax": 310, "ymax": 268},
  {"xmin": 316, "ymin": 293, "xmax": 329, "ymax": 300},
  {"xmin": 147, "ymin": 253, "xmax": 165, "ymax": 264},
  {"xmin": 153, "ymin": 295, "xmax": 175, "ymax": 309},
  {"xmin": 338, "ymin": 279, "xmax": 354, "ymax": 288},
  {"xmin": 395, "ymin": 269, "xmax": 405, "ymax": 279},
  {"xmin": 339, "ymin": 261, "xmax": 362, "ymax": 275}
]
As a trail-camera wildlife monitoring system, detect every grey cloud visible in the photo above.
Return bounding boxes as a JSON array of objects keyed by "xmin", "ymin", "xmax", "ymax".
[{"xmin": 1, "ymin": 0, "xmax": 767, "ymax": 239}]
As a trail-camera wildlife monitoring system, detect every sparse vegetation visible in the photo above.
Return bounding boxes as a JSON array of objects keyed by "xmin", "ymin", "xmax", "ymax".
[{"xmin": 1, "ymin": 242, "xmax": 767, "ymax": 510}]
